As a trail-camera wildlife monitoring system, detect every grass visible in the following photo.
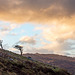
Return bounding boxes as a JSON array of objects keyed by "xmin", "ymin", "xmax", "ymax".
[{"xmin": 0, "ymin": 49, "xmax": 71, "ymax": 75}]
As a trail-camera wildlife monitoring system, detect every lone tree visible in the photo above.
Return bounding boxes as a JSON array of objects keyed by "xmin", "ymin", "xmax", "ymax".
[
  {"xmin": 14, "ymin": 45, "xmax": 23, "ymax": 56},
  {"xmin": 0, "ymin": 40, "xmax": 3, "ymax": 49}
]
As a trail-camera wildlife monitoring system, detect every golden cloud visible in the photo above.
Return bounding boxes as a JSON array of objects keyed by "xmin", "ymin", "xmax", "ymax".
[
  {"xmin": 20, "ymin": 36, "xmax": 36, "ymax": 45},
  {"xmin": 0, "ymin": 0, "xmax": 75, "ymax": 26},
  {"xmin": 35, "ymin": 25, "xmax": 75, "ymax": 42}
]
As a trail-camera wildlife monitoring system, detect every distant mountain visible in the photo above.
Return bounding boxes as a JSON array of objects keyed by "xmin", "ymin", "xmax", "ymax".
[{"xmin": 24, "ymin": 53, "xmax": 75, "ymax": 75}]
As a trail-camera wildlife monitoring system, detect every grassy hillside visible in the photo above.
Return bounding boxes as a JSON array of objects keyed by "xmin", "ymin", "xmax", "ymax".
[
  {"xmin": 24, "ymin": 54, "xmax": 75, "ymax": 75},
  {"xmin": 0, "ymin": 49, "xmax": 71, "ymax": 75}
]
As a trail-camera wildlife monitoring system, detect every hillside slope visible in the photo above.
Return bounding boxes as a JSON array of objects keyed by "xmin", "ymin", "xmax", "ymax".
[
  {"xmin": 24, "ymin": 54, "xmax": 75, "ymax": 75},
  {"xmin": 0, "ymin": 49, "xmax": 71, "ymax": 75}
]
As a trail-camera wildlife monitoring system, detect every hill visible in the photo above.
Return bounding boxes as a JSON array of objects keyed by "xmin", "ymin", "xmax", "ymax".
[
  {"xmin": 0, "ymin": 49, "xmax": 71, "ymax": 75},
  {"xmin": 24, "ymin": 53, "xmax": 75, "ymax": 75}
]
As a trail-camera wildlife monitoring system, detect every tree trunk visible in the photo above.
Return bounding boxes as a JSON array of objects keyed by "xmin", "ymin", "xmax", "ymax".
[
  {"xmin": 1, "ymin": 44, "xmax": 3, "ymax": 49},
  {"xmin": 20, "ymin": 49, "xmax": 22, "ymax": 56}
]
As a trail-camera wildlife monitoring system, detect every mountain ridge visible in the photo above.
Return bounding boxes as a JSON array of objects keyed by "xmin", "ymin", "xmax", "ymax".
[
  {"xmin": 0, "ymin": 49, "xmax": 71, "ymax": 75},
  {"xmin": 24, "ymin": 53, "xmax": 75, "ymax": 75}
]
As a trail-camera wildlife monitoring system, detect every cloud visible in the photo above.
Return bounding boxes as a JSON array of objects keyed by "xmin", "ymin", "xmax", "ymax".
[
  {"xmin": 43, "ymin": 41, "xmax": 75, "ymax": 51},
  {"xmin": 9, "ymin": 33, "xmax": 17, "ymax": 36},
  {"xmin": 35, "ymin": 25, "xmax": 75, "ymax": 42},
  {"xmin": 7, "ymin": 34, "xmax": 75, "ymax": 56},
  {"xmin": 0, "ymin": 23, "xmax": 20, "ymax": 38},
  {"xmin": 21, "ymin": 39, "xmax": 75, "ymax": 56},
  {"xmin": 0, "ymin": 24, "xmax": 18, "ymax": 31},
  {"xmin": 0, "ymin": 0, "xmax": 75, "ymax": 40},
  {"xmin": 34, "ymin": 25, "xmax": 75, "ymax": 56},
  {"xmin": 0, "ymin": 0, "xmax": 75, "ymax": 26},
  {"xmin": 20, "ymin": 36, "xmax": 36, "ymax": 45},
  {"xmin": 0, "ymin": 0, "xmax": 75, "ymax": 56}
]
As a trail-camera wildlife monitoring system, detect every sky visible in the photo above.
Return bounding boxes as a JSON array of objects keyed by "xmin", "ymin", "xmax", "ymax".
[{"xmin": 0, "ymin": 0, "xmax": 75, "ymax": 57}]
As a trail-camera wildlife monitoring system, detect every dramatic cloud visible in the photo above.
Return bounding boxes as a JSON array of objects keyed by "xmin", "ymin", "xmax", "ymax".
[
  {"xmin": 0, "ymin": 0, "xmax": 75, "ymax": 26},
  {"xmin": 0, "ymin": 0, "xmax": 75, "ymax": 56}
]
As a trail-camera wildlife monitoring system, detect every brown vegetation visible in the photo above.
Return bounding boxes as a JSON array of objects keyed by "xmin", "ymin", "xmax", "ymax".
[
  {"xmin": 24, "ymin": 54, "xmax": 75, "ymax": 75},
  {"xmin": 0, "ymin": 49, "xmax": 71, "ymax": 75}
]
